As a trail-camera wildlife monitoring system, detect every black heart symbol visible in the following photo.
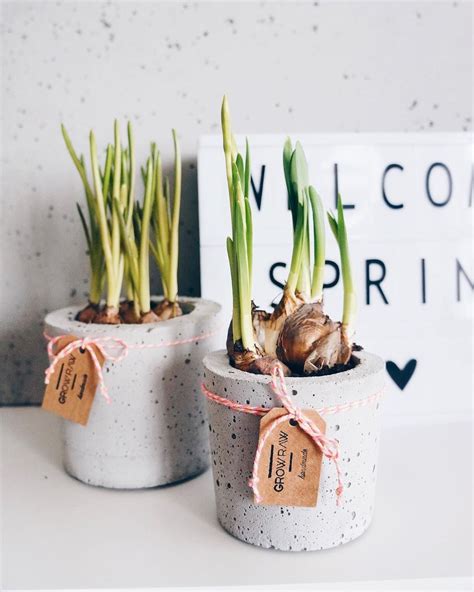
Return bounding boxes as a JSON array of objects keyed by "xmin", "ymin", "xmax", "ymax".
[{"xmin": 386, "ymin": 360, "xmax": 417, "ymax": 390}]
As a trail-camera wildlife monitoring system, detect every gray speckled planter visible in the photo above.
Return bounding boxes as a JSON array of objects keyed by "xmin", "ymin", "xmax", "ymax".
[
  {"xmin": 203, "ymin": 350, "xmax": 385, "ymax": 551},
  {"xmin": 45, "ymin": 298, "xmax": 221, "ymax": 489}
]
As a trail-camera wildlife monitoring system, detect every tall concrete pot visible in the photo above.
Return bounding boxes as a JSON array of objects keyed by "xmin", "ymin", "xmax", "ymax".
[
  {"xmin": 45, "ymin": 298, "xmax": 221, "ymax": 489},
  {"xmin": 203, "ymin": 350, "xmax": 385, "ymax": 551}
]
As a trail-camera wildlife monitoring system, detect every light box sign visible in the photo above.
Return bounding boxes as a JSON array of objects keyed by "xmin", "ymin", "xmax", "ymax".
[{"xmin": 198, "ymin": 134, "xmax": 472, "ymax": 421}]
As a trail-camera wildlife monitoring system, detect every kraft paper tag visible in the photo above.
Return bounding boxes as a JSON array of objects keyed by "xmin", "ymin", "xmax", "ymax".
[
  {"xmin": 42, "ymin": 335, "xmax": 104, "ymax": 426},
  {"xmin": 254, "ymin": 407, "xmax": 326, "ymax": 507}
]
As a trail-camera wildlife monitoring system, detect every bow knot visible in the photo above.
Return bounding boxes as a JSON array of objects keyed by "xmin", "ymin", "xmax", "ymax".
[{"xmin": 44, "ymin": 334, "xmax": 129, "ymax": 404}]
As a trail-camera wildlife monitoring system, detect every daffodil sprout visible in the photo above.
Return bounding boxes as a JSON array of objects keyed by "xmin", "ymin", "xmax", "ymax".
[
  {"xmin": 150, "ymin": 130, "xmax": 183, "ymax": 320},
  {"xmin": 220, "ymin": 100, "xmax": 356, "ymax": 376},
  {"xmin": 62, "ymin": 121, "xmax": 184, "ymax": 324},
  {"xmin": 327, "ymin": 195, "xmax": 356, "ymax": 344}
]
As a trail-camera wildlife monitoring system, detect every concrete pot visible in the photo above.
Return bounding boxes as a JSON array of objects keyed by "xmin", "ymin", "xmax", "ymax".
[
  {"xmin": 45, "ymin": 298, "xmax": 221, "ymax": 489},
  {"xmin": 203, "ymin": 350, "xmax": 385, "ymax": 551}
]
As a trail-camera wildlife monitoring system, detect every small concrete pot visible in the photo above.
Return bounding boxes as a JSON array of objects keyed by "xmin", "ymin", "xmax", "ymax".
[
  {"xmin": 45, "ymin": 298, "xmax": 221, "ymax": 489},
  {"xmin": 203, "ymin": 350, "xmax": 385, "ymax": 551}
]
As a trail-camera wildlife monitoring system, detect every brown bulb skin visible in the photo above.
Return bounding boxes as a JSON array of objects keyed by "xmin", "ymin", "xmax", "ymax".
[
  {"xmin": 76, "ymin": 302, "xmax": 99, "ymax": 324},
  {"xmin": 276, "ymin": 302, "xmax": 351, "ymax": 374},
  {"xmin": 121, "ymin": 301, "xmax": 141, "ymax": 324},
  {"xmin": 248, "ymin": 355, "xmax": 291, "ymax": 376},
  {"xmin": 139, "ymin": 310, "xmax": 160, "ymax": 323},
  {"xmin": 226, "ymin": 320, "xmax": 290, "ymax": 376},
  {"xmin": 154, "ymin": 299, "xmax": 183, "ymax": 320},
  {"xmin": 94, "ymin": 305, "xmax": 122, "ymax": 325}
]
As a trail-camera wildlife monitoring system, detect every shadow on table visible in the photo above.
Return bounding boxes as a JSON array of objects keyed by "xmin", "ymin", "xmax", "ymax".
[{"xmin": 155, "ymin": 466, "xmax": 220, "ymax": 528}]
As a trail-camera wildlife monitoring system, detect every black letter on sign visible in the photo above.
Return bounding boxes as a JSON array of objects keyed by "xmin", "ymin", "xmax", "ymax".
[
  {"xmin": 382, "ymin": 164, "xmax": 404, "ymax": 209},
  {"xmin": 334, "ymin": 164, "xmax": 355, "ymax": 209},
  {"xmin": 323, "ymin": 260, "xmax": 340, "ymax": 289},
  {"xmin": 366, "ymin": 259, "xmax": 389, "ymax": 304},
  {"xmin": 251, "ymin": 165, "xmax": 266, "ymax": 211},
  {"xmin": 426, "ymin": 162, "xmax": 452, "ymax": 207},
  {"xmin": 421, "ymin": 258, "xmax": 427, "ymax": 304},
  {"xmin": 456, "ymin": 259, "xmax": 473, "ymax": 302},
  {"xmin": 269, "ymin": 262, "xmax": 286, "ymax": 291}
]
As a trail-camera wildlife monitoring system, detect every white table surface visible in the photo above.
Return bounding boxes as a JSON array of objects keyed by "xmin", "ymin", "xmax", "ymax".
[{"xmin": 1, "ymin": 408, "xmax": 472, "ymax": 591}]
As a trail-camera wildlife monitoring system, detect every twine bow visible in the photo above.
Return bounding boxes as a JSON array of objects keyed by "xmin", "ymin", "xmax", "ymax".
[
  {"xmin": 44, "ymin": 335, "xmax": 129, "ymax": 404},
  {"xmin": 248, "ymin": 365, "xmax": 344, "ymax": 505}
]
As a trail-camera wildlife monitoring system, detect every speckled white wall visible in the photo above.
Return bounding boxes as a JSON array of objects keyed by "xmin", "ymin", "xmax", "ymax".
[{"xmin": 1, "ymin": 1, "xmax": 472, "ymax": 404}]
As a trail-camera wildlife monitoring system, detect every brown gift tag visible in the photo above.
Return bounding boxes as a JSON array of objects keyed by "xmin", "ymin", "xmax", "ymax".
[
  {"xmin": 42, "ymin": 335, "xmax": 105, "ymax": 426},
  {"xmin": 254, "ymin": 407, "xmax": 326, "ymax": 507}
]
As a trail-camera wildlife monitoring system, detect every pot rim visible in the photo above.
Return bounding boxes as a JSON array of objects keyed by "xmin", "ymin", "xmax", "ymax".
[
  {"xmin": 45, "ymin": 297, "xmax": 221, "ymax": 335},
  {"xmin": 203, "ymin": 349, "xmax": 384, "ymax": 388}
]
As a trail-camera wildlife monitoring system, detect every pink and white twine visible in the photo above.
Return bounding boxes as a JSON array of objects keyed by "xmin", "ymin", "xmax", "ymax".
[
  {"xmin": 44, "ymin": 330, "xmax": 218, "ymax": 404},
  {"xmin": 201, "ymin": 366, "xmax": 383, "ymax": 506}
]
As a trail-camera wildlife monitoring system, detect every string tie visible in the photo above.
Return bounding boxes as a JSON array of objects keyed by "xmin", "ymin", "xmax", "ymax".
[
  {"xmin": 44, "ymin": 335, "xmax": 128, "ymax": 404},
  {"xmin": 247, "ymin": 366, "xmax": 344, "ymax": 505}
]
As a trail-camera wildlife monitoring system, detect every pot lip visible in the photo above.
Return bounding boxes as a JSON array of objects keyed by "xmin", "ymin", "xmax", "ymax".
[
  {"xmin": 203, "ymin": 349, "xmax": 384, "ymax": 387},
  {"xmin": 45, "ymin": 297, "xmax": 221, "ymax": 334}
]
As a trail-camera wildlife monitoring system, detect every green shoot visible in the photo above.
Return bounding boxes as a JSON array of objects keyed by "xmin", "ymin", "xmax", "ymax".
[
  {"xmin": 286, "ymin": 197, "xmax": 307, "ymax": 296},
  {"xmin": 285, "ymin": 142, "xmax": 310, "ymax": 298},
  {"xmin": 226, "ymin": 237, "xmax": 241, "ymax": 341},
  {"xmin": 327, "ymin": 195, "xmax": 356, "ymax": 337},
  {"xmin": 283, "ymin": 138, "xmax": 295, "ymax": 226},
  {"xmin": 114, "ymin": 146, "xmax": 157, "ymax": 319},
  {"xmin": 308, "ymin": 186, "xmax": 325, "ymax": 301},
  {"xmin": 76, "ymin": 201, "xmax": 104, "ymax": 304},
  {"xmin": 61, "ymin": 125, "xmax": 104, "ymax": 306},
  {"xmin": 282, "ymin": 141, "xmax": 327, "ymax": 304},
  {"xmin": 150, "ymin": 130, "xmax": 182, "ymax": 305},
  {"xmin": 109, "ymin": 121, "xmax": 124, "ymax": 308},
  {"xmin": 138, "ymin": 157, "xmax": 154, "ymax": 314},
  {"xmin": 233, "ymin": 163, "xmax": 254, "ymax": 349},
  {"xmin": 126, "ymin": 122, "xmax": 136, "ymax": 230},
  {"xmin": 63, "ymin": 120, "xmax": 183, "ymax": 323},
  {"xmin": 221, "ymin": 96, "xmax": 237, "ymax": 226},
  {"xmin": 90, "ymin": 133, "xmax": 114, "ymax": 308},
  {"xmin": 88, "ymin": 122, "xmax": 130, "ymax": 311},
  {"xmin": 167, "ymin": 130, "xmax": 181, "ymax": 304},
  {"xmin": 221, "ymin": 96, "xmax": 255, "ymax": 350}
]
